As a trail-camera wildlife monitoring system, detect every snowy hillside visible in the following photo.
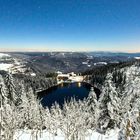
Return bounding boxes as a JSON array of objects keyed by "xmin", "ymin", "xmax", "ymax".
[
  {"xmin": 0, "ymin": 53, "xmax": 36, "ymax": 76},
  {"xmin": 0, "ymin": 53, "xmax": 10, "ymax": 58},
  {"xmin": 0, "ymin": 53, "xmax": 13, "ymax": 71}
]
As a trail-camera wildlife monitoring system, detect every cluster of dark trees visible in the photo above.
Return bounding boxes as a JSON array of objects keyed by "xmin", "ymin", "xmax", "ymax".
[
  {"xmin": 0, "ymin": 71, "xmax": 57, "ymax": 96},
  {"xmin": 82, "ymin": 60, "xmax": 138, "ymax": 88},
  {"xmin": 14, "ymin": 73, "xmax": 57, "ymax": 92}
]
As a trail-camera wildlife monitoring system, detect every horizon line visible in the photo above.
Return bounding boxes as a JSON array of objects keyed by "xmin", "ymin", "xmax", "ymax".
[{"xmin": 0, "ymin": 50, "xmax": 140, "ymax": 54}]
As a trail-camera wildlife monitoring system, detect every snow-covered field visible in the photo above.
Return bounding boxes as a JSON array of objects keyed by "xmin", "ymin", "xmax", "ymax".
[{"xmin": 14, "ymin": 129, "xmax": 119, "ymax": 140}]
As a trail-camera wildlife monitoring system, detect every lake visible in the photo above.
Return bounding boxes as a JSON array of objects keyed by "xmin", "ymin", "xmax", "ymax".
[{"xmin": 38, "ymin": 82, "xmax": 100, "ymax": 107}]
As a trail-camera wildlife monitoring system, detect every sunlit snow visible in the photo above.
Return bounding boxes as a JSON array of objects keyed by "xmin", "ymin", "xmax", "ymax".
[
  {"xmin": 0, "ymin": 63, "xmax": 13, "ymax": 71},
  {"xmin": 14, "ymin": 129, "xmax": 119, "ymax": 140},
  {"xmin": 0, "ymin": 53, "xmax": 10, "ymax": 58}
]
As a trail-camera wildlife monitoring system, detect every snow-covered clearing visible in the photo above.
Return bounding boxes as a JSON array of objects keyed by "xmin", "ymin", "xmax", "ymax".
[{"xmin": 14, "ymin": 129, "xmax": 119, "ymax": 140}]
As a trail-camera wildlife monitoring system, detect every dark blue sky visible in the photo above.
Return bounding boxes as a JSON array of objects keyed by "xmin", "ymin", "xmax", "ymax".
[{"xmin": 0, "ymin": 0, "xmax": 140, "ymax": 52}]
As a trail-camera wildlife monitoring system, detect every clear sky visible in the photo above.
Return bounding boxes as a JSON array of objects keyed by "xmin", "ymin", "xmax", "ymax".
[{"xmin": 0, "ymin": 0, "xmax": 140, "ymax": 52}]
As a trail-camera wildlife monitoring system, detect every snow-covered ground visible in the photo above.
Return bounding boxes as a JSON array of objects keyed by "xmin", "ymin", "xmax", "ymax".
[
  {"xmin": 94, "ymin": 62, "xmax": 107, "ymax": 66},
  {"xmin": 0, "ymin": 53, "xmax": 13, "ymax": 71},
  {"xmin": 0, "ymin": 63, "xmax": 13, "ymax": 71},
  {"xmin": 134, "ymin": 57, "xmax": 140, "ymax": 60},
  {"xmin": 14, "ymin": 129, "xmax": 119, "ymax": 140},
  {"xmin": 0, "ymin": 53, "xmax": 10, "ymax": 58},
  {"xmin": 0, "ymin": 53, "xmax": 35, "ymax": 76}
]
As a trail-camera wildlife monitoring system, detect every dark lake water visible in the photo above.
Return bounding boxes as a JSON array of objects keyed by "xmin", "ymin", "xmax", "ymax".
[{"xmin": 38, "ymin": 82, "xmax": 100, "ymax": 107}]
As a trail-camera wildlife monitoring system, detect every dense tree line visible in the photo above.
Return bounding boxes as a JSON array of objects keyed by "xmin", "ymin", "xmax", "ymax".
[
  {"xmin": 82, "ymin": 60, "xmax": 137, "ymax": 87},
  {"xmin": 0, "ymin": 72, "xmax": 57, "ymax": 94}
]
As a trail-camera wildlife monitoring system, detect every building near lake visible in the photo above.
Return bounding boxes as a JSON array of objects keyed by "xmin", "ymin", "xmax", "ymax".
[{"xmin": 57, "ymin": 71, "xmax": 83, "ymax": 84}]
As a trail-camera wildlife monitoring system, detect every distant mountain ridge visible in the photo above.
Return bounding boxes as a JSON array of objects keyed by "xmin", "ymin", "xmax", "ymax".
[{"xmin": 86, "ymin": 51, "xmax": 140, "ymax": 57}]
